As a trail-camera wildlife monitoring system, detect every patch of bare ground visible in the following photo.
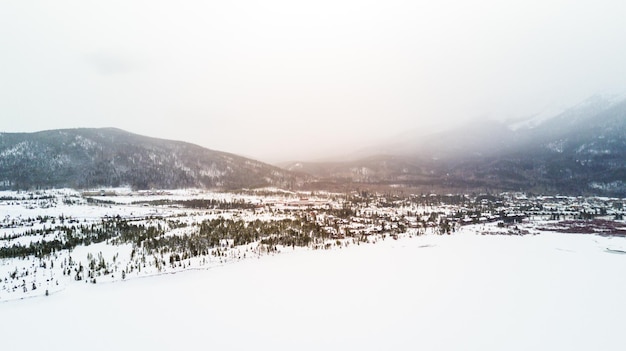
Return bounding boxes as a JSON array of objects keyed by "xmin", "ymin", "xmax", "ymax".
[
  {"xmin": 480, "ymin": 228, "xmax": 532, "ymax": 236},
  {"xmin": 539, "ymin": 219, "xmax": 626, "ymax": 236}
]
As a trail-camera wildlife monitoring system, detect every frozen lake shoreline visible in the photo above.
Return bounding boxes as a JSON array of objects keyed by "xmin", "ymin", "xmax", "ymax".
[{"xmin": 2, "ymin": 231, "xmax": 626, "ymax": 351}]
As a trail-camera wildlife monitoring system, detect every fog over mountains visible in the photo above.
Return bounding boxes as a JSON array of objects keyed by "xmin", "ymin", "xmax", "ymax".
[
  {"xmin": 1, "ymin": 95, "xmax": 626, "ymax": 195},
  {"xmin": 283, "ymin": 95, "xmax": 626, "ymax": 196}
]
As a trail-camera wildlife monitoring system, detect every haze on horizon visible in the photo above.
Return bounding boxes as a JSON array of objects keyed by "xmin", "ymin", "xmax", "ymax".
[{"xmin": 2, "ymin": 0, "xmax": 626, "ymax": 163}]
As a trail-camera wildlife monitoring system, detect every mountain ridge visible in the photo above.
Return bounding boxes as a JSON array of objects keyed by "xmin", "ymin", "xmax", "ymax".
[
  {"xmin": 280, "ymin": 95, "xmax": 626, "ymax": 196},
  {"xmin": 0, "ymin": 128, "xmax": 305, "ymax": 190},
  {"xmin": 3, "ymin": 94, "xmax": 626, "ymax": 196}
]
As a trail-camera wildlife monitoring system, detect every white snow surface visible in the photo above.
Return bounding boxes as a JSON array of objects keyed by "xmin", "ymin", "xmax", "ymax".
[
  {"xmin": 507, "ymin": 93, "xmax": 626, "ymax": 131},
  {"xmin": 507, "ymin": 105, "xmax": 568, "ymax": 131},
  {"xmin": 2, "ymin": 230, "xmax": 626, "ymax": 351}
]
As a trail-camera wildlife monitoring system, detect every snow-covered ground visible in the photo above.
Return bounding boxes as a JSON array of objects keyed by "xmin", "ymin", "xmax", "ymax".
[{"xmin": 2, "ymin": 230, "xmax": 626, "ymax": 351}]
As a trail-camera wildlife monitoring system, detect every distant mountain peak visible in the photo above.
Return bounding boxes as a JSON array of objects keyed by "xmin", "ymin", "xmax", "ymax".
[
  {"xmin": 507, "ymin": 93, "xmax": 626, "ymax": 132},
  {"xmin": 278, "ymin": 93, "xmax": 626, "ymax": 196}
]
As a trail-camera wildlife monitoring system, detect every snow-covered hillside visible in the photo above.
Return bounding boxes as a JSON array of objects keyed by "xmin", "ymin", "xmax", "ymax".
[
  {"xmin": 280, "ymin": 94, "xmax": 626, "ymax": 196},
  {"xmin": 507, "ymin": 93, "xmax": 626, "ymax": 131},
  {"xmin": 0, "ymin": 128, "xmax": 303, "ymax": 190}
]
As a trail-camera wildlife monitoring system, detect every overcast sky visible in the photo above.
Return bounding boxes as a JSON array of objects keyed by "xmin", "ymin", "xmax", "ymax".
[{"xmin": 2, "ymin": 1, "xmax": 626, "ymax": 162}]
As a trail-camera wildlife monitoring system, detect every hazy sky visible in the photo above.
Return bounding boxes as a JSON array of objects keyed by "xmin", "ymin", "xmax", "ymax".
[{"xmin": 2, "ymin": 1, "xmax": 626, "ymax": 162}]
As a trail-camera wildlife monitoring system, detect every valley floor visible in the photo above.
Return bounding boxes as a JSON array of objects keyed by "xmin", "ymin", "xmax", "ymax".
[{"xmin": 2, "ymin": 188, "xmax": 626, "ymax": 350}]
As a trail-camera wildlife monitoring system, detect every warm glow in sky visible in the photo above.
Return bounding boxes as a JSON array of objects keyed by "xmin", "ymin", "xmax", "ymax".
[{"xmin": 2, "ymin": 0, "xmax": 626, "ymax": 162}]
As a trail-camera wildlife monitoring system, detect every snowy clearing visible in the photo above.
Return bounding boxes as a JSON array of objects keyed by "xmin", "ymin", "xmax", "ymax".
[
  {"xmin": 2, "ymin": 231, "xmax": 626, "ymax": 351},
  {"xmin": 1, "ymin": 189, "xmax": 626, "ymax": 350}
]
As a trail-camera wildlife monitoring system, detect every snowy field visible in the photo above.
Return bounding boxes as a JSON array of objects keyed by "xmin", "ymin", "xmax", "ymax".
[{"xmin": 2, "ymin": 230, "xmax": 626, "ymax": 351}]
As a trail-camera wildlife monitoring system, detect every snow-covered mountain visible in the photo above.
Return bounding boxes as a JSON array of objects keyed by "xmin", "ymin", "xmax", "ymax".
[
  {"xmin": 281, "ymin": 95, "xmax": 626, "ymax": 196},
  {"xmin": 508, "ymin": 93, "xmax": 626, "ymax": 132},
  {"xmin": 4, "ymin": 94, "xmax": 626, "ymax": 196},
  {"xmin": 0, "ymin": 128, "xmax": 305, "ymax": 190}
]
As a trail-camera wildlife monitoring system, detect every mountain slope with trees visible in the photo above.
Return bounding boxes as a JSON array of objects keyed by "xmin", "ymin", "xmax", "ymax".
[
  {"xmin": 282, "ymin": 95, "xmax": 626, "ymax": 196},
  {"xmin": 0, "ymin": 128, "xmax": 305, "ymax": 190}
]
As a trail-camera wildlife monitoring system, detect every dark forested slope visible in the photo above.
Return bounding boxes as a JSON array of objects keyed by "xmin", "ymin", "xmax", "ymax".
[{"xmin": 0, "ymin": 128, "xmax": 304, "ymax": 190}]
